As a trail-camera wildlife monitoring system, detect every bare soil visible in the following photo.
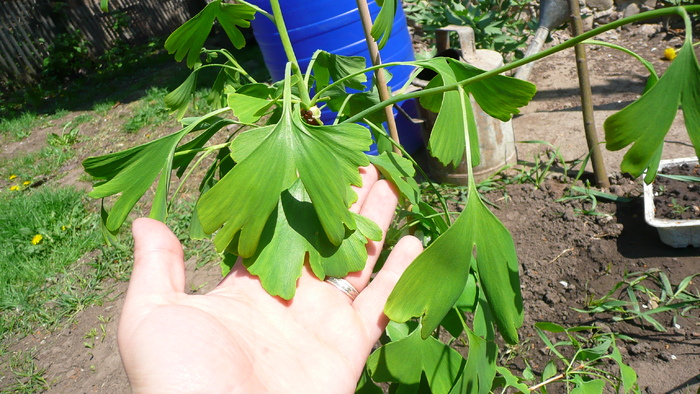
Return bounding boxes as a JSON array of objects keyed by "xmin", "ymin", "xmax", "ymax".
[
  {"xmin": 1, "ymin": 19, "xmax": 699, "ymax": 394},
  {"xmin": 654, "ymin": 163, "xmax": 700, "ymax": 220}
]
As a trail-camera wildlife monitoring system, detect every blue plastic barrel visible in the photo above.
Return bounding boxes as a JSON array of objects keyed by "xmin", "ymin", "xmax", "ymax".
[{"xmin": 247, "ymin": 0, "xmax": 423, "ymax": 154}]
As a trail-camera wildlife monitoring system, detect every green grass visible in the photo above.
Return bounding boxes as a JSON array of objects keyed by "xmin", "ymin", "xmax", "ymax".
[
  {"xmin": 0, "ymin": 188, "xmax": 119, "ymax": 339},
  {"xmin": 0, "ymin": 112, "xmax": 39, "ymax": 140},
  {"xmin": 122, "ymin": 87, "xmax": 172, "ymax": 133},
  {"xmin": 1, "ymin": 145, "xmax": 73, "ymax": 183},
  {"xmin": 2, "ymin": 349, "xmax": 48, "ymax": 393},
  {"xmin": 92, "ymin": 100, "xmax": 115, "ymax": 114}
]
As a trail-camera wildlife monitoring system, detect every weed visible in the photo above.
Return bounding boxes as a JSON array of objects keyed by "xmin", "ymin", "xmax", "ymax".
[
  {"xmin": 576, "ymin": 269, "xmax": 700, "ymax": 331},
  {"xmin": 556, "ymin": 181, "xmax": 631, "ymax": 216},
  {"xmin": 92, "ymin": 100, "xmax": 116, "ymax": 114},
  {"xmin": 122, "ymin": 87, "xmax": 171, "ymax": 133},
  {"xmin": 404, "ymin": 0, "xmax": 536, "ymax": 61},
  {"xmin": 670, "ymin": 198, "xmax": 690, "ymax": 215},
  {"xmin": 4, "ymin": 349, "xmax": 49, "ymax": 393},
  {"xmin": 49, "ymin": 109, "xmax": 70, "ymax": 120},
  {"xmin": 0, "ymin": 145, "xmax": 73, "ymax": 181},
  {"xmin": 0, "ymin": 112, "xmax": 38, "ymax": 139},
  {"xmin": 0, "ymin": 189, "xmax": 106, "ymax": 338},
  {"xmin": 48, "ymin": 123, "xmax": 81, "ymax": 147}
]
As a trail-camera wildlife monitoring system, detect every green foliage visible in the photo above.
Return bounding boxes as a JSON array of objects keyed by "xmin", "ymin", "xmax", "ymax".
[
  {"xmin": 0, "ymin": 112, "xmax": 39, "ymax": 140},
  {"xmin": 165, "ymin": 0, "xmax": 255, "ymax": 68},
  {"xmin": 576, "ymin": 269, "xmax": 700, "ymax": 331},
  {"xmin": 605, "ymin": 38, "xmax": 700, "ymax": 183},
  {"xmin": 41, "ymin": 29, "xmax": 93, "ymax": 84},
  {"xmin": 522, "ymin": 323, "xmax": 639, "ymax": 393},
  {"xmin": 3, "ymin": 349, "xmax": 49, "ymax": 393},
  {"xmin": 80, "ymin": 2, "xmax": 700, "ymax": 392},
  {"xmin": 122, "ymin": 87, "xmax": 172, "ymax": 133},
  {"xmin": 0, "ymin": 188, "xmax": 102, "ymax": 338},
  {"xmin": 404, "ymin": 0, "xmax": 536, "ymax": 60}
]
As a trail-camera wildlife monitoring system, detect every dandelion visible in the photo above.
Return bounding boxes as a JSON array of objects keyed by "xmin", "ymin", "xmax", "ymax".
[
  {"xmin": 9, "ymin": 174, "xmax": 17, "ymax": 180},
  {"xmin": 23, "ymin": 181, "xmax": 30, "ymax": 186},
  {"xmin": 61, "ymin": 225, "xmax": 68, "ymax": 231},
  {"xmin": 31, "ymin": 234, "xmax": 43, "ymax": 245},
  {"xmin": 9, "ymin": 185, "xmax": 19, "ymax": 191},
  {"xmin": 664, "ymin": 47, "xmax": 677, "ymax": 61}
]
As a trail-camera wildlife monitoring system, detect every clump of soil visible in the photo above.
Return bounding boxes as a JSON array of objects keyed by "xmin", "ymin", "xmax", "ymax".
[{"xmin": 654, "ymin": 162, "xmax": 700, "ymax": 220}]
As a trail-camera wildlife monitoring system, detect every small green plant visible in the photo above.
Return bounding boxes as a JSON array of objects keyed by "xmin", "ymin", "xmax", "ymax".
[
  {"xmin": 48, "ymin": 122, "xmax": 81, "ymax": 147},
  {"xmin": 0, "ymin": 188, "xmax": 109, "ymax": 338},
  {"xmin": 576, "ymin": 269, "xmax": 700, "ymax": 331},
  {"xmin": 0, "ymin": 112, "xmax": 39, "ymax": 139},
  {"xmin": 515, "ymin": 323, "xmax": 638, "ymax": 393},
  {"xmin": 669, "ymin": 197, "xmax": 691, "ymax": 215},
  {"xmin": 4, "ymin": 349, "xmax": 49, "ymax": 393},
  {"xmin": 1, "ymin": 145, "xmax": 73, "ymax": 182},
  {"xmin": 41, "ymin": 29, "xmax": 93, "ymax": 84},
  {"xmin": 556, "ymin": 181, "xmax": 632, "ymax": 215},
  {"xmin": 122, "ymin": 87, "xmax": 171, "ymax": 133},
  {"xmin": 404, "ymin": 0, "xmax": 536, "ymax": 61},
  {"xmin": 92, "ymin": 100, "xmax": 116, "ymax": 114}
]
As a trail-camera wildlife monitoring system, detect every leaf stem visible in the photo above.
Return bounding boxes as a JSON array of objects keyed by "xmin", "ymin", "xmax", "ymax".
[
  {"xmin": 343, "ymin": 5, "xmax": 700, "ymax": 124},
  {"xmin": 269, "ymin": 0, "xmax": 311, "ymax": 106},
  {"xmin": 168, "ymin": 149, "xmax": 216, "ymax": 209},
  {"xmin": 365, "ymin": 119, "xmax": 452, "ymax": 225}
]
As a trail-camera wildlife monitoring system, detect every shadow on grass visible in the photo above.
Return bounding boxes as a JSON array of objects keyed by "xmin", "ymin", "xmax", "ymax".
[{"xmin": 0, "ymin": 28, "xmax": 269, "ymax": 122}]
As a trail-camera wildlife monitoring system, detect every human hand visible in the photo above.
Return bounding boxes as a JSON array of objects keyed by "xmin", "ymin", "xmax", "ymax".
[{"xmin": 117, "ymin": 166, "xmax": 423, "ymax": 393}]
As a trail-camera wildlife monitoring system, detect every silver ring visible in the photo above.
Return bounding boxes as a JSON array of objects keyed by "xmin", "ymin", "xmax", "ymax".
[{"xmin": 324, "ymin": 277, "xmax": 359, "ymax": 301}]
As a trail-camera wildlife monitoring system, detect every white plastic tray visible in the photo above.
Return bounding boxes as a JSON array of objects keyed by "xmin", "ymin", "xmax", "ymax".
[{"xmin": 643, "ymin": 157, "xmax": 700, "ymax": 248}]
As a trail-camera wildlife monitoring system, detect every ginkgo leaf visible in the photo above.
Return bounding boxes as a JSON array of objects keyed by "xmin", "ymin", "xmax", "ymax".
[
  {"xmin": 367, "ymin": 323, "xmax": 465, "ymax": 393},
  {"xmin": 416, "ymin": 57, "xmax": 535, "ymax": 167},
  {"xmin": 165, "ymin": 69, "xmax": 198, "ymax": 120},
  {"xmin": 420, "ymin": 66, "xmax": 480, "ymax": 167},
  {"xmin": 385, "ymin": 184, "xmax": 523, "ymax": 344},
  {"xmin": 165, "ymin": 0, "xmax": 255, "ymax": 68},
  {"xmin": 237, "ymin": 180, "xmax": 381, "ymax": 299},
  {"xmin": 196, "ymin": 65, "xmax": 372, "ymax": 258},
  {"xmin": 312, "ymin": 51, "xmax": 368, "ymax": 91},
  {"xmin": 82, "ymin": 108, "xmax": 231, "ymax": 231},
  {"xmin": 226, "ymin": 83, "xmax": 276, "ymax": 124},
  {"xmin": 449, "ymin": 329, "xmax": 498, "ymax": 394},
  {"xmin": 370, "ymin": 0, "xmax": 397, "ymax": 50},
  {"xmin": 172, "ymin": 118, "xmax": 234, "ymax": 177},
  {"xmin": 369, "ymin": 151, "xmax": 420, "ymax": 205},
  {"xmin": 605, "ymin": 39, "xmax": 700, "ymax": 181}
]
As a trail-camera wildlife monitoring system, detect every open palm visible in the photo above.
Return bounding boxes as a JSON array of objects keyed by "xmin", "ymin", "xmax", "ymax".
[{"xmin": 118, "ymin": 166, "xmax": 422, "ymax": 393}]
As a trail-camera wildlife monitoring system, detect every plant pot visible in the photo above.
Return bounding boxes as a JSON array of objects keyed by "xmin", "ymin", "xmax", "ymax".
[
  {"xmin": 643, "ymin": 157, "xmax": 700, "ymax": 248},
  {"xmin": 415, "ymin": 26, "xmax": 517, "ymax": 184}
]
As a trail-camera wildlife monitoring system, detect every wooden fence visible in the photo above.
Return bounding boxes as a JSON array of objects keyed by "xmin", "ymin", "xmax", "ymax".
[{"xmin": 0, "ymin": 0, "xmax": 195, "ymax": 85}]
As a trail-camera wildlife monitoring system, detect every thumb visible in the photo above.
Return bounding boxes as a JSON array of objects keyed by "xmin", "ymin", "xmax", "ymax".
[{"xmin": 127, "ymin": 218, "xmax": 186, "ymax": 303}]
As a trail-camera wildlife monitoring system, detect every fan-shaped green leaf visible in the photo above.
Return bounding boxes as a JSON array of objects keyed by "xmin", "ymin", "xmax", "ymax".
[
  {"xmin": 238, "ymin": 180, "xmax": 380, "ymax": 299},
  {"xmin": 197, "ymin": 68, "xmax": 372, "ymax": 258},
  {"xmin": 385, "ymin": 185, "xmax": 522, "ymax": 344},
  {"xmin": 83, "ymin": 109, "xmax": 230, "ymax": 231},
  {"xmin": 370, "ymin": 0, "xmax": 397, "ymax": 49},
  {"xmin": 605, "ymin": 40, "xmax": 700, "ymax": 180},
  {"xmin": 165, "ymin": 70, "xmax": 198, "ymax": 120},
  {"xmin": 312, "ymin": 51, "xmax": 368, "ymax": 91},
  {"xmin": 367, "ymin": 324, "xmax": 465, "ymax": 393},
  {"xmin": 165, "ymin": 0, "xmax": 255, "ymax": 68}
]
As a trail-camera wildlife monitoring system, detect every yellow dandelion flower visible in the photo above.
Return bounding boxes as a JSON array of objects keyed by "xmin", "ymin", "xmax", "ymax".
[
  {"xmin": 9, "ymin": 175, "xmax": 17, "ymax": 180},
  {"xmin": 31, "ymin": 234, "xmax": 43, "ymax": 245},
  {"xmin": 664, "ymin": 47, "xmax": 677, "ymax": 61},
  {"xmin": 61, "ymin": 225, "xmax": 67, "ymax": 231},
  {"xmin": 23, "ymin": 181, "xmax": 30, "ymax": 186},
  {"xmin": 9, "ymin": 185, "xmax": 20, "ymax": 191}
]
